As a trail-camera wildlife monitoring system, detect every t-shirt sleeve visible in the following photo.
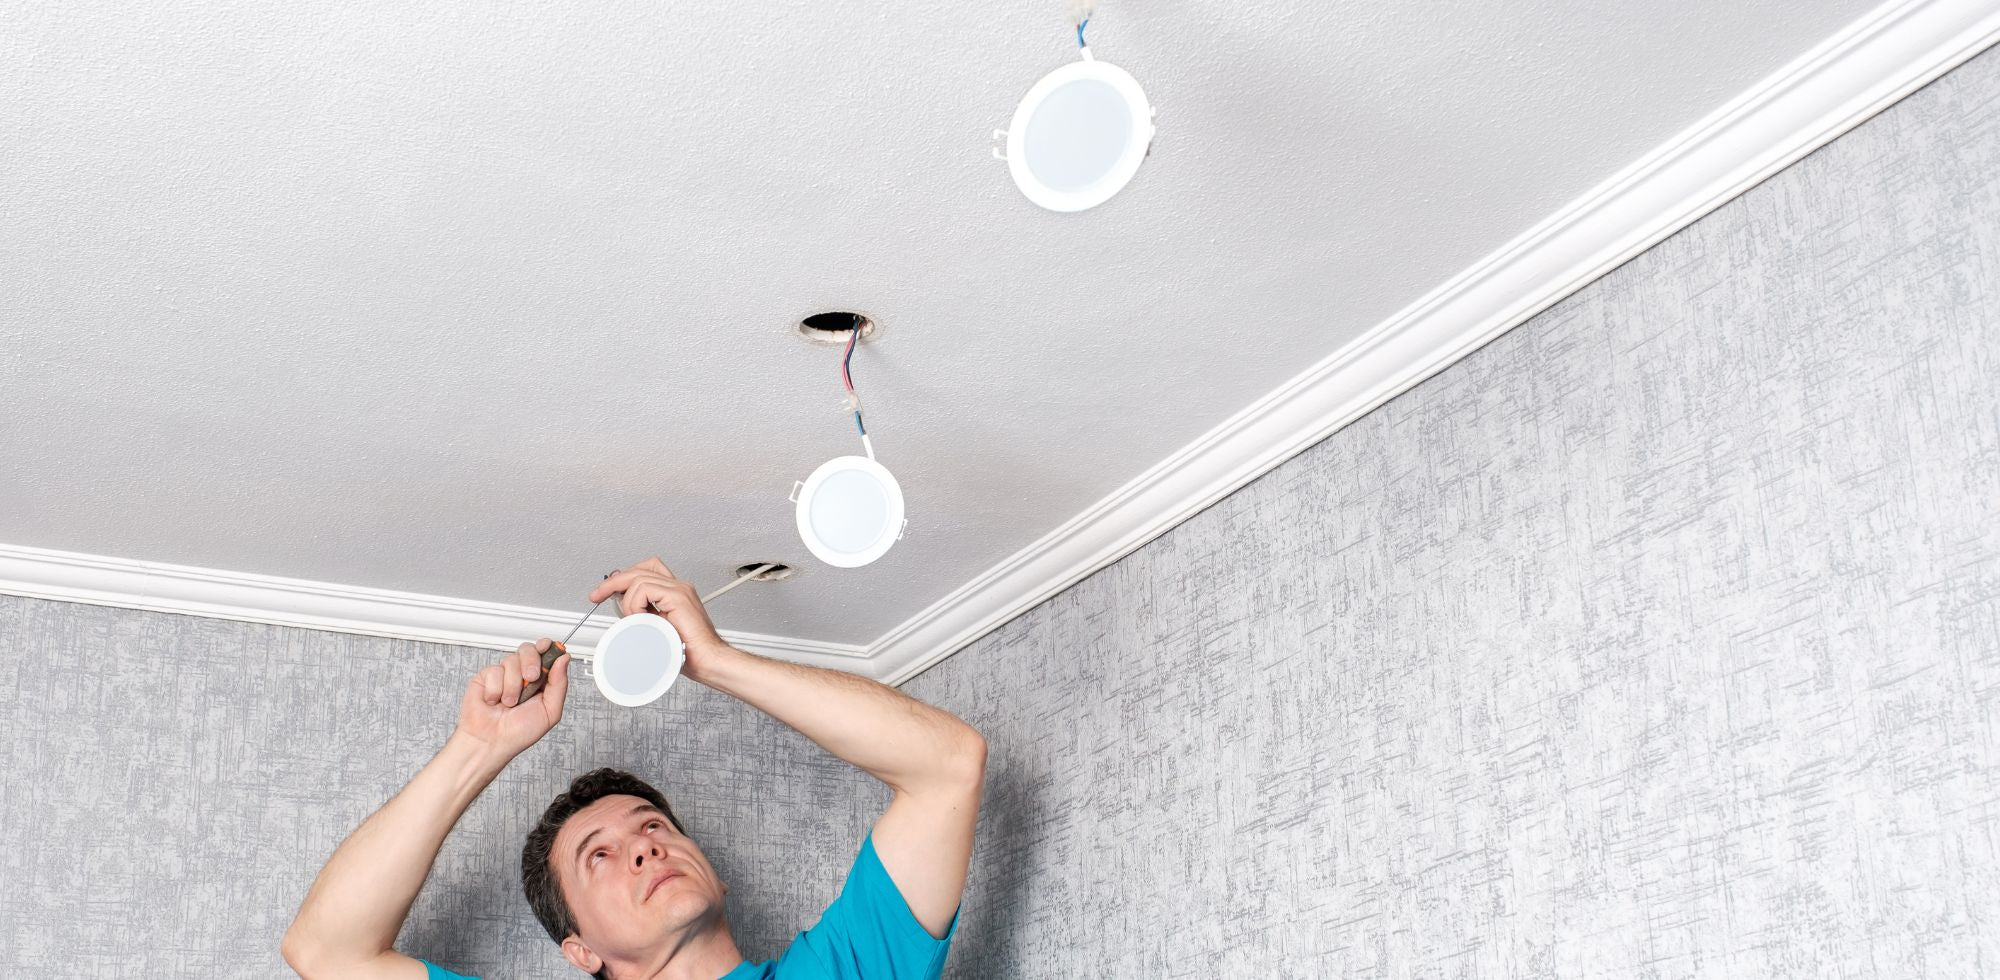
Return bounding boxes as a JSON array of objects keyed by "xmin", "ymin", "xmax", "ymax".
[
  {"xmin": 779, "ymin": 831, "xmax": 960, "ymax": 979},
  {"xmin": 420, "ymin": 959, "xmax": 479, "ymax": 980}
]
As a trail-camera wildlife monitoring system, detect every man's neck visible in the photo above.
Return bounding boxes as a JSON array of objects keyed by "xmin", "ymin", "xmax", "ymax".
[{"xmin": 621, "ymin": 919, "xmax": 746, "ymax": 980}]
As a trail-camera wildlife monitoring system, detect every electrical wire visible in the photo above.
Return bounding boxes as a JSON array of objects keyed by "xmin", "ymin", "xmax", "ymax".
[
  {"xmin": 701, "ymin": 563, "xmax": 779, "ymax": 604},
  {"xmin": 842, "ymin": 322, "xmax": 865, "ymax": 437},
  {"xmin": 1072, "ymin": 0, "xmax": 1095, "ymax": 48},
  {"xmin": 841, "ymin": 319, "xmax": 875, "ymax": 459}
]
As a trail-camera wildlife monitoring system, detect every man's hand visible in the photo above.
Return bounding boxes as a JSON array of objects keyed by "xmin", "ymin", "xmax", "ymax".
[
  {"xmin": 589, "ymin": 558, "xmax": 732, "ymax": 678},
  {"xmin": 454, "ymin": 638, "xmax": 571, "ymax": 762},
  {"xmin": 286, "ymin": 643, "xmax": 568, "ymax": 978}
]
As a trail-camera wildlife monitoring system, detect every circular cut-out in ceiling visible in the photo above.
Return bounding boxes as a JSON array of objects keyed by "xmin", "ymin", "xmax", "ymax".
[
  {"xmin": 798, "ymin": 312, "xmax": 877, "ymax": 345},
  {"xmin": 733, "ymin": 562, "xmax": 796, "ymax": 582}
]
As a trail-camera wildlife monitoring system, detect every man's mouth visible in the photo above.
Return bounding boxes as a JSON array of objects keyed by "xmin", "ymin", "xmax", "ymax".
[{"xmin": 645, "ymin": 871, "xmax": 684, "ymax": 900}]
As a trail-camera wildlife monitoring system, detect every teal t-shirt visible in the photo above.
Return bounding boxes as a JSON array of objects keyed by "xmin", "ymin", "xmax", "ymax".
[{"xmin": 421, "ymin": 831, "xmax": 957, "ymax": 980}]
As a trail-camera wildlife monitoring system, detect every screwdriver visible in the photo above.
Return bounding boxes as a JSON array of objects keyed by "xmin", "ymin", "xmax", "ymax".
[{"xmin": 517, "ymin": 571, "xmax": 618, "ymax": 703}]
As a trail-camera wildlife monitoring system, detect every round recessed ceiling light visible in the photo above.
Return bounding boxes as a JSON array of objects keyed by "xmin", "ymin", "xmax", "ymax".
[
  {"xmin": 994, "ymin": 16, "xmax": 1154, "ymax": 212},
  {"xmin": 792, "ymin": 454, "xmax": 905, "ymax": 568},
  {"xmin": 588, "ymin": 613, "xmax": 685, "ymax": 707}
]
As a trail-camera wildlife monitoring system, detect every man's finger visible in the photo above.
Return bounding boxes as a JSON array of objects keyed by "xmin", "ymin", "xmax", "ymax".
[
  {"xmin": 590, "ymin": 568, "xmax": 645, "ymax": 604},
  {"xmin": 636, "ymin": 577, "xmax": 684, "ymax": 618},
  {"xmin": 502, "ymin": 657, "xmax": 522, "ymax": 707},
  {"xmin": 595, "ymin": 570, "xmax": 668, "ymax": 614},
  {"xmin": 621, "ymin": 579, "xmax": 653, "ymax": 617},
  {"xmin": 623, "ymin": 578, "xmax": 663, "ymax": 617},
  {"xmin": 543, "ymin": 653, "xmax": 571, "ymax": 723},
  {"xmin": 514, "ymin": 641, "xmax": 539, "ymax": 683},
  {"xmin": 479, "ymin": 665, "xmax": 503, "ymax": 704},
  {"xmin": 589, "ymin": 561, "xmax": 680, "ymax": 604}
]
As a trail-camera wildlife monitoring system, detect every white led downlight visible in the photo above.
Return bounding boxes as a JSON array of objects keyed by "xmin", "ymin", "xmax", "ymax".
[{"xmin": 994, "ymin": 5, "xmax": 1155, "ymax": 212}]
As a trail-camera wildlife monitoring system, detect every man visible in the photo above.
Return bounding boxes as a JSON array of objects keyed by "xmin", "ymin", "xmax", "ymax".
[{"xmin": 283, "ymin": 558, "xmax": 986, "ymax": 979}]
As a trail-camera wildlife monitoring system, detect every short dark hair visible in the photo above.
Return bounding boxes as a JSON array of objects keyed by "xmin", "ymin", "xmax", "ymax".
[{"xmin": 521, "ymin": 768, "xmax": 687, "ymax": 976}]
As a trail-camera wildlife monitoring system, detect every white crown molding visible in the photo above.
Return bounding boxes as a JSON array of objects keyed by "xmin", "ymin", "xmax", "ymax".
[
  {"xmin": 865, "ymin": 0, "xmax": 2000, "ymax": 686},
  {"xmin": 4, "ymin": 1, "xmax": 1995, "ymax": 690},
  {"xmin": 0, "ymin": 542, "xmax": 875, "ymax": 675}
]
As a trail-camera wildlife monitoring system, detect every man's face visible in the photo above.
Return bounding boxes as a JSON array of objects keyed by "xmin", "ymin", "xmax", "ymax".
[{"xmin": 551, "ymin": 794, "xmax": 729, "ymax": 973}]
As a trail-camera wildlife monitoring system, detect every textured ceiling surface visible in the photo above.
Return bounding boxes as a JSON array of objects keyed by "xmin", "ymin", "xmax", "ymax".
[{"xmin": 2, "ymin": 0, "xmax": 1879, "ymax": 645}]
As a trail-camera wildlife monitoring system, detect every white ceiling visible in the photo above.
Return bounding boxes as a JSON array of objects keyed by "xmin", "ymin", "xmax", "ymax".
[{"xmin": 3, "ymin": 0, "xmax": 1884, "ymax": 650}]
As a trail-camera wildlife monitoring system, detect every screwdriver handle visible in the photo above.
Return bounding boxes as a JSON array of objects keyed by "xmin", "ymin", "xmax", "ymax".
[
  {"xmin": 518, "ymin": 569, "xmax": 619, "ymax": 702},
  {"xmin": 518, "ymin": 640, "xmax": 569, "ymax": 703}
]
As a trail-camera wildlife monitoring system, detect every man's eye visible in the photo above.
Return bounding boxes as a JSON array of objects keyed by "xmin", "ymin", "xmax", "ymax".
[{"xmin": 647, "ymin": 821, "xmax": 660, "ymax": 831}]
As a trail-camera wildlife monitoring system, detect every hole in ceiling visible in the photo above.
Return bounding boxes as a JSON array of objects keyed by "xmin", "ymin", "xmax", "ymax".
[
  {"xmin": 797, "ymin": 312, "xmax": 877, "ymax": 345},
  {"xmin": 734, "ymin": 562, "xmax": 796, "ymax": 582}
]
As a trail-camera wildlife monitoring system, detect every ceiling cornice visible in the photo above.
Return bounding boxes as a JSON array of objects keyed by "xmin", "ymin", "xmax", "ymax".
[{"xmin": 0, "ymin": 543, "xmax": 873, "ymax": 674}]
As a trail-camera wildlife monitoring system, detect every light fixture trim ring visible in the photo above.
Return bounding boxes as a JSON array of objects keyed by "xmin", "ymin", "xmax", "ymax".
[
  {"xmin": 793, "ymin": 453, "xmax": 906, "ymax": 568},
  {"xmin": 589, "ymin": 612, "xmax": 685, "ymax": 707},
  {"xmin": 1004, "ymin": 57, "xmax": 1155, "ymax": 212}
]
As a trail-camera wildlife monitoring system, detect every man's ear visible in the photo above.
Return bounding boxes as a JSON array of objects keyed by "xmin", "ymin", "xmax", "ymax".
[{"xmin": 561, "ymin": 934, "xmax": 603, "ymax": 975}]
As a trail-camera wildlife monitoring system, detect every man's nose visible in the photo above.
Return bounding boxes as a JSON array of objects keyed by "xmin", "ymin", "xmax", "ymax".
[{"xmin": 630, "ymin": 836, "xmax": 664, "ymax": 869}]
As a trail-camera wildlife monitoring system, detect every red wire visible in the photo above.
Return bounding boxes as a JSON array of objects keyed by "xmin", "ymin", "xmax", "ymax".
[
  {"xmin": 840, "ymin": 323, "xmax": 867, "ymax": 436},
  {"xmin": 842, "ymin": 326, "xmax": 856, "ymax": 393}
]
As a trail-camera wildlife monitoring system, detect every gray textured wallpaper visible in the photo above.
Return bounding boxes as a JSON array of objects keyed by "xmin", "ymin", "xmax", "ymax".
[
  {"xmin": 0, "ymin": 596, "xmax": 879, "ymax": 976},
  {"xmin": 903, "ymin": 43, "xmax": 2000, "ymax": 979},
  {"xmin": 5, "ymin": 35, "xmax": 1999, "ymax": 980}
]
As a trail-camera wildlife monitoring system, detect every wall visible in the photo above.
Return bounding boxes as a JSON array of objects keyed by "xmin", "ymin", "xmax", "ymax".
[
  {"xmin": 0, "ymin": 596, "xmax": 879, "ymax": 976},
  {"xmin": 902, "ymin": 42, "xmax": 2000, "ymax": 977}
]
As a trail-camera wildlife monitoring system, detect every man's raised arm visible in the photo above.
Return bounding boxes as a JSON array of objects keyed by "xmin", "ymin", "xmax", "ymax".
[
  {"xmin": 282, "ymin": 640, "xmax": 572, "ymax": 978},
  {"xmin": 591, "ymin": 559, "xmax": 986, "ymax": 940}
]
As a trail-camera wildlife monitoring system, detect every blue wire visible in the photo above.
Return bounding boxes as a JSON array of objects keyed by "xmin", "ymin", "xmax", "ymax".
[
  {"xmin": 844, "ymin": 327, "xmax": 866, "ymax": 436},
  {"xmin": 1077, "ymin": 16, "xmax": 1089, "ymax": 48}
]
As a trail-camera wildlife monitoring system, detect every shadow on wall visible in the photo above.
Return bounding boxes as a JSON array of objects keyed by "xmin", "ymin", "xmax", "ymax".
[
  {"xmin": 711, "ymin": 841, "xmax": 805, "ymax": 962},
  {"xmin": 948, "ymin": 755, "xmax": 1043, "ymax": 973},
  {"xmin": 392, "ymin": 895, "xmax": 505, "ymax": 974}
]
